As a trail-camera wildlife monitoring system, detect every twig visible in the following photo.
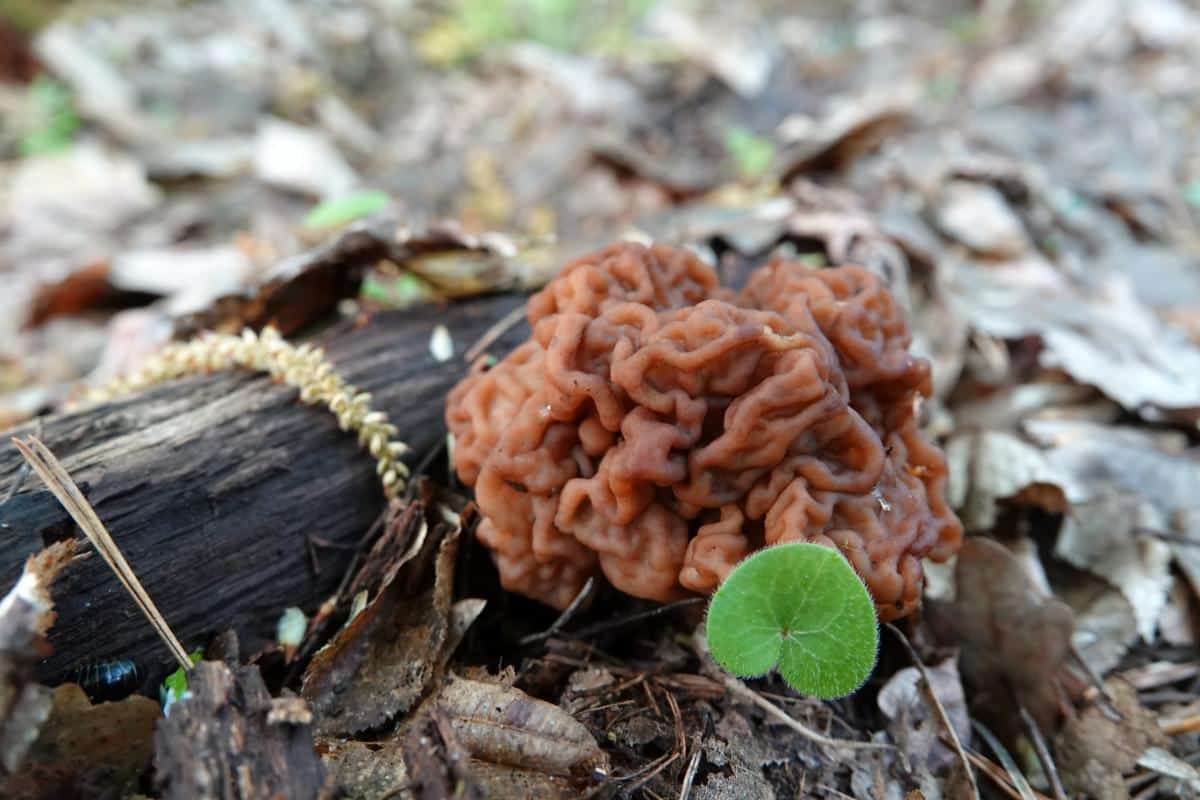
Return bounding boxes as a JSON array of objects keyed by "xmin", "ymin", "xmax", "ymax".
[
  {"xmin": 519, "ymin": 577, "xmax": 596, "ymax": 646},
  {"xmin": 1070, "ymin": 645, "xmax": 1122, "ymax": 721},
  {"xmin": 1162, "ymin": 714, "xmax": 1200, "ymax": 736},
  {"xmin": 620, "ymin": 682, "xmax": 687, "ymax": 795},
  {"xmin": 1122, "ymin": 661, "xmax": 1200, "ymax": 691},
  {"xmin": 678, "ymin": 737, "xmax": 702, "ymax": 800},
  {"xmin": 12, "ymin": 435, "xmax": 192, "ymax": 670},
  {"xmin": 953, "ymin": 744, "xmax": 1052, "ymax": 800},
  {"xmin": 885, "ymin": 622, "xmax": 980, "ymax": 800},
  {"xmin": 972, "ymin": 719, "xmax": 1039, "ymax": 800},
  {"xmin": 717, "ymin": 672, "xmax": 894, "ymax": 752},
  {"xmin": 566, "ymin": 597, "xmax": 704, "ymax": 640},
  {"xmin": 1018, "ymin": 702, "xmax": 1067, "ymax": 800},
  {"xmin": 464, "ymin": 301, "xmax": 527, "ymax": 363},
  {"xmin": 1137, "ymin": 527, "xmax": 1200, "ymax": 548}
]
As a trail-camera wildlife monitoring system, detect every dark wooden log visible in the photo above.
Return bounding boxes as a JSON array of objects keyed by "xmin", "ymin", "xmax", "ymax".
[
  {"xmin": 155, "ymin": 662, "xmax": 330, "ymax": 800},
  {"xmin": 0, "ymin": 295, "xmax": 527, "ymax": 683}
]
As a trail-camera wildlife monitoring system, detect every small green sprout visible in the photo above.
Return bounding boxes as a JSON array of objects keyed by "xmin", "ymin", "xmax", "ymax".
[
  {"xmin": 724, "ymin": 125, "xmax": 775, "ymax": 182},
  {"xmin": 705, "ymin": 542, "xmax": 879, "ymax": 699},
  {"xmin": 360, "ymin": 272, "xmax": 439, "ymax": 309},
  {"xmin": 159, "ymin": 650, "xmax": 204, "ymax": 714},
  {"xmin": 302, "ymin": 189, "xmax": 390, "ymax": 230},
  {"xmin": 20, "ymin": 76, "xmax": 82, "ymax": 157}
]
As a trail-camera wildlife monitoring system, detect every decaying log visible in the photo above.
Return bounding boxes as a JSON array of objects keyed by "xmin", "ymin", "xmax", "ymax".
[
  {"xmin": 0, "ymin": 295, "xmax": 526, "ymax": 683},
  {"xmin": 155, "ymin": 661, "xmax": 328, "ymax": 799}
]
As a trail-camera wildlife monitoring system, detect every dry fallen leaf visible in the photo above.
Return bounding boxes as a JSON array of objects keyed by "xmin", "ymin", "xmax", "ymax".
[
  {"xmin": 948, "ymin": 258, "xmax": 1200, "ymax": 414},
  {"xmin": 302, "ymin": 518, "xmax": 457, "ymax": 736},
  {"xmin": 1054, "ymin": 679, "xmax": 1169, "ymax": 800},
  {"xmin": 318, "ymin": 738, "xmax": 409, "ymax": 799},
  {"xmin": 175, "ymin": 216, "xmax": 555, "ymax": 338},
  {"xmin": 1054, "ymin": 487, "xmax": 1172, "ymax": 640},
  {"xmin": 877, "ymin": 656, "xmax": 971, "ymax": 775},
  {"xmin": 436, "ymin": 676, "xmax": 609, "ymax": 779},
  {"xmin": 3, "ymin": 684, "xmax": 159, "ymax": 800},
  {"xmin": 927, "ymin": 537, "xmax": 1075, "ymax": 736},
  {"xmin": 945, "ymin": 430, "xmax": 1076, "ymax": 531},
  {"xmin": 935, "ymin": 180, "xmax": 1031, "ymax": 258},
  {"xmin": 0, "ymin": 541, "xmax": 76, "ymax": 778},
  {"xmin": 1057, "ymin": 574, "xmax": 1139, "ymax": 677}
]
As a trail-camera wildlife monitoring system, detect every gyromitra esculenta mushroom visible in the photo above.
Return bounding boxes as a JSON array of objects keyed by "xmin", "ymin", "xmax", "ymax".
[{"xmin": 446, "ymin": 243, "xmax": 962, "ymax": 621}]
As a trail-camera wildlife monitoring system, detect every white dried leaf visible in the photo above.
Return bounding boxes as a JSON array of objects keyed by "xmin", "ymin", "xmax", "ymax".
[
  {"xmin": 1055, "ymin": 489, "xmax": 1172, "ymax": 640},
  {"xmin": 254, "ymin": 117, "xmax": 358, "ymax": 199},
  {"xmin": 429, "ymin": 324, "xmax": 454, "ymax": 363},
  {"xmin": 949, "ymin": 260, "xmax": 1200, "ymax": 413},
  {"xmin": 951, "ymin": 431, "xmax": 1079, "ymax": 530},
  {"xmin": 1138, "ymin": 747, "xmax": 1200, "ymax": 791},
  {"xmin": 935, "ymin": 180, "xmax": 1030, "ymax": 258},
  {"xmin": 1060, "ymin": 579, "xmax": 1138, "ymax": 676}
]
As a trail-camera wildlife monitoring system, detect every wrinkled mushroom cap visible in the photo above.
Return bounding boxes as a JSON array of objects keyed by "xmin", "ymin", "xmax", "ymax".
[{"xmin": 446, "ymin": 243, "xmax": 962, "ymax": 620}]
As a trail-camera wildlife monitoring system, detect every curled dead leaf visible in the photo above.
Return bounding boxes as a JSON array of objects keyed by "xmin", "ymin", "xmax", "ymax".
[
  {"xmin": 302, "ymin": 516, "xmax": 457, "ymax": 736},
  {"xmin": 437, "ymin": 676, "xmax": 609, "ymax": 779}
]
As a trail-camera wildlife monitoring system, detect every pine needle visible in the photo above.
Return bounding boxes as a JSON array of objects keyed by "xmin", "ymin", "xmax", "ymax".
[{"xmin": 12, "ymin": 435, "xmax": 192, "ymax": 670}]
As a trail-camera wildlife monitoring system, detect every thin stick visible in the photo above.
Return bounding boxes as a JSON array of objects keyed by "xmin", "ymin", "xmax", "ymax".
[
  {"xmin": 956, "ymin": 745, "xmax": 1052, "ymax": 800},
  {"xmin": 718, "ymin": 672, "xmax": 894, "ymax": 752},
  {"xmin": 678, "ymin": 737, "xmax": 702, "ymax": 800},
  {"xmin": 12, "ymin": 436, "xmax": 192, "ymax": 670},
  {"xmin": 519, "ymin": 577, "xmax": 596, "ymax": 646},
  {"xmin": 464, "ymin": 302, "xmax": 527, "ymax": 363},
  {"xmin": 567, "ymin": 597, "xmax": 705, "ymax": 640},
  {"xmin": 1018, "ymin": 702, "xmax": 1067, "ymax": 800},
  {"xmin": 1161, "ymin": 714, "xmax": 1200, "ymax": 736},
  {"xmin": 972, "ymin": 719, "xmax": 1039, "ymax": 800},
  {"xmin": 886, "ymin": 623, "xmax": 980, "ymax": 800}
]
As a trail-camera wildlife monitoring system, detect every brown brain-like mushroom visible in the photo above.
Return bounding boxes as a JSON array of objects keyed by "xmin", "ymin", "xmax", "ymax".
[{"xmin": 446, "ymin": 243, "xmax": 962, "ymax": 620}]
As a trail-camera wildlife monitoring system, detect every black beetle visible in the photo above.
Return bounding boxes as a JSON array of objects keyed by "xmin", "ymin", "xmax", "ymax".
[{"xmin": 72, "ymin": 660, "xmax": 141, "ymax": 703}]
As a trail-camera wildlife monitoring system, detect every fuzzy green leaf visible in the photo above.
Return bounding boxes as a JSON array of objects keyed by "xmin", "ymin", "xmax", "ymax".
[{"xmin": 705, "ymin": 542, "xmax": 879, "ymax": 699}]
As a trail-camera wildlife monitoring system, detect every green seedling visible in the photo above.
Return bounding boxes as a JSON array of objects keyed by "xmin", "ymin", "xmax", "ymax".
[
  {"xmin": 724, "ymin": 125, "xmax": 775, "ymax": 182},
  {"xmin": 20, "ymin": 76, "xmax": 82, "ymax": 156},
  {"xmin": 159, "ymin": 650, "xmax": 203, "ymax": 714},
  {"xmin": 302, "ymin": 189, "xmax": 390, "ymax": 230},
  {"xmin": 705, "ymin": 542, "xmax": 879, "ymax": 699}
]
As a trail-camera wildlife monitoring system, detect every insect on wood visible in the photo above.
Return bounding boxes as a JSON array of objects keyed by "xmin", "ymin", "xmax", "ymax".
[{"xmin": 72, "ymin": 659, "xmax": 142, "ymax": 703}]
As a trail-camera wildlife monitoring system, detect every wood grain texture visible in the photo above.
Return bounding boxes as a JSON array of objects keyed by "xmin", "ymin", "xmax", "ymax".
[
  {"xmin": 0, "ymin": 295, "xmax": 527, "ymax": 683},
  {"xmin": 155, "ymin": 662, "xmax": 329, "ymax": 799}
]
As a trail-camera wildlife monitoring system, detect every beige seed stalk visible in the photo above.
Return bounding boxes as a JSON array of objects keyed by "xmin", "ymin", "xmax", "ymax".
[{"xmin": 87, "ymin": 327, "xmax": 411, "ymax": 497}]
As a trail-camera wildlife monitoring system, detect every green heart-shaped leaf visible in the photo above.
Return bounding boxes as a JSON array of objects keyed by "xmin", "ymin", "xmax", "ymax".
[{"xmin": 705, "ymin": 542, "xmax": 879, "ymax": 699}]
